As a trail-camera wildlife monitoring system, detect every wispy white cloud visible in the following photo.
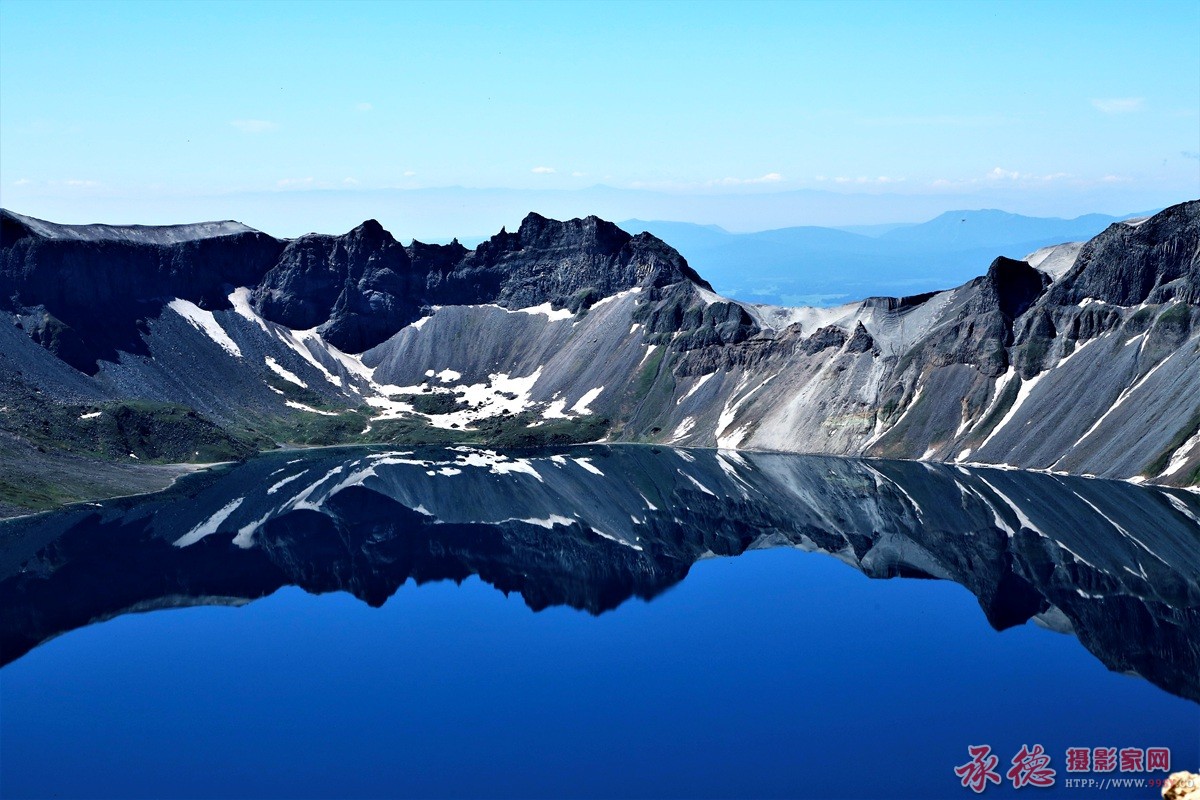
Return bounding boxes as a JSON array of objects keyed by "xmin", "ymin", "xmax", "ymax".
[
  {"xmin": 1091, "ymin": 97, "xmax": 1144, "ymax": 114},
  {"xmin": 355, "ymin": 102, "xmax": 373, "ymax": 112},
  {"xmin": 402, "ymin": 170, "xmax": 417, "ymax": 177},
  {"xmin": 711, "ymin": 172, "xmax": 784, "ymax": 186},
  {"xmin": 12, "ymin": 178, "xmax": 32, "ymax": 186},
  {"xmin": 276, "ymin": 177, "xmax": 315, "ymax": 188},
  {"xmin": 984, "ymin": 167, "xmax": 1070, "ymax": 182},
  {"xmin": 65, "ymin": 179, "xmax": 100, "ymax": 187},
  {"xmin": 230, "ymin": 119, "xmax": 278, "ymax": 134},
  {"xmin": 571, "ymin": 171, "xmax": 586, "ymax": 177},
  {"xmin": 816, "ymin": 175, "xmax": 904, "ymax": 185},
  {"xmin": 342, "ymin": 177, "xmax": 359, "ymax": 185},
  {"xmin": 531, "ymin": 166, "xmax": 556, "ymax": 174},
  {"xmin": 931, "ymin": 168, "xmax": 1075, "ymax": 189}
]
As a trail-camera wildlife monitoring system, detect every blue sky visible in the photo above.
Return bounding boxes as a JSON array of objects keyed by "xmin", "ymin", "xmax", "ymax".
[{"xmin": 1, "ymin": 0, "xmax": 1197, "ymax": 237}]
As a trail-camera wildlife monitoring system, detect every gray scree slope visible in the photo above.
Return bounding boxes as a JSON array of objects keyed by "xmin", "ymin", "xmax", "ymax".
[{"xmin": 1, "ymin": 201, "xmax": 1197, "ymax": 488}]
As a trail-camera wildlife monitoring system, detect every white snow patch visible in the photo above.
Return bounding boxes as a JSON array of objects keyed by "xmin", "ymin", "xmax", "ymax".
[
  {"xmin": 168, "ymin": 299, "xmax": 242, "ymax": 357},
  {"xmin": 1165, "ymin": 494, "xmax": 1200, "ymax": 525},
  {"xmin": 977, "ymin": 372, "xmax": 1045, "ymax": 452},
  {"xmin": 264, "ymin": 356, "xmax": 307, "ymax": 388},
  {"xmin": 79, "ymin": 411, "xmax": 102, "ymax": 420},
  {"xmin": 173, "ymin": 498, "xmax": 246, "ymax": 547},
  {"xmin": 542, "ymin": 398, "xmax": 569, "ymax": 419},
  {"xmin": 448, "ymin": 447, "xmax": 543, "ymax": 481},
  {"xmin": 677, "ymin": 373, "xmax": 714, "ymax": 405},
  {"xmin": 266, "ymin": 471, "xmax": 307, "ymax": 495},
  {"xmin": 285, "ymin": 400, "xmax": 339, "ymax": 416},
  {"xmin": 435, "ymin": 369, "xmax": 461, "ymax": 383},
  {"xmin": 587, "ymin": 287, "xmax": 642, "ymax": 311},
  {"xmin": 228, "ymin": 287, "xmax": 271, "ymax": 332},
  {"xmin": 589, "ymin": 527, "xmax": 643, "ymax": 551},
  {"xmin": 1160, "ymin": 428, "xmax": 1200, "ymax": 478},
  {"xmin": 514, "ymin": 301, "xmax": 574, "ymax": 321},
  {"xmin": 679, "ymin": 469, "xmax": 717, "ymax": 496},
  {"xmin": 517, "ymin": 515, "xmax": 575, "ymax": 529},
  {"xmin": 718, "ymin": 448, "xmax": 751, "ymax": 468},
  {"xmin": 977, "ymin": 476, "xmax": 1042, "ymax": 536},
  {"xmin": 638, "ymin": 344, "xmax": 660, "ymax": 368},
  {"xmin": 571, "ymin": 386, "xmax": 604, "ymax": 415},
  {"xmin": 574, "ymin": 457, "xmax": 605, "ymax": 476},
  {"xmin": 670, "ymin": 416, "xmax": 696, "ymax": 442},
  {"xmin": 716, "ymin": 374, "xmax": 776, "ymax": 448},
  {"xmin": 231, "ymin": 512, "xmax": 271, "ymax": 549}
]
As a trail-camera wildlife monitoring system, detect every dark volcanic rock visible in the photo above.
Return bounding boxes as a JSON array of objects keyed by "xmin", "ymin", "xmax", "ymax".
[
  {"xmin": 801, "ymin": 325, "xmax": 848, "ymax": 354},
  {"xmin": 2, "ymin": 210, "xmax": 706, "ymax": 364},
  {"xmin": 0, "ymin": 210, "xmax": 283, "ymax": 373},
  {"xmin": 252, "ymin": 219, "xmax": 429, "ymax": 352},
  {"xmin": 1048, "ymin": 201, "xmax": 1200, "ymax": 307},
  {"xmin": 457, "ymin": 214, "xmax": 710, "ymax": 310},
  {"xmin": 845, "ymin": 321, "xmax": 875, "ymax": 353}
]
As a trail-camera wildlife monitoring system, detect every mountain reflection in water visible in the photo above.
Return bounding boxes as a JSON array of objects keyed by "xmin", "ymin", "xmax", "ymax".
[{"xmin": 1, "ymin": 445, "xmax": 1198, "ymax": 702}]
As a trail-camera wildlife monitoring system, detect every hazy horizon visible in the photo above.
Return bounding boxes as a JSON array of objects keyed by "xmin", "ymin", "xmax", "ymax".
[
  {"xmin": 2, "ymin": 0, "xmax": 1197, "ymax": 240},
  {"xmin": 0, "ymin": 183, "xmax": 1185, "ymax": 242}
]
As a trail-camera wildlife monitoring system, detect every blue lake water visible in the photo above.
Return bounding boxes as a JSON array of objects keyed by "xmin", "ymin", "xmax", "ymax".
[{"xmin": 1, "ymin": 446, "xmax": 1197, "ymax": 799}]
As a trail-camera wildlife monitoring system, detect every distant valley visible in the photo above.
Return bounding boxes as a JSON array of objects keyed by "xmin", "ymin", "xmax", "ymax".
[{"xmin": 620, "ymin": 209, "xmax": 1151, "ymax": 305}]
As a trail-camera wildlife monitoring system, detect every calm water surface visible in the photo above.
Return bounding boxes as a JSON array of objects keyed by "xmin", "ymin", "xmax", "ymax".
[{"xmin": 1, "ymin": 446, "xmax": 1197, "ymax": 799}]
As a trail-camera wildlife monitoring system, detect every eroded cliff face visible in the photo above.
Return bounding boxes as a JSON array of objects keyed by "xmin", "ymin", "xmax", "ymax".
[{"xmin": 1, "ymin": 201, "xmax": 1198, "ymax": 496}]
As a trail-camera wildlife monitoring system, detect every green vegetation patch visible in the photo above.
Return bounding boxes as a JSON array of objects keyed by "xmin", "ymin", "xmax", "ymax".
[{"xmin": 0, "ymin": 389, "xmax": 260, "ymax": 464}]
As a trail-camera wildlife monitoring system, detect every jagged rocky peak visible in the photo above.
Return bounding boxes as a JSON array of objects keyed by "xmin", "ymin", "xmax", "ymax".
[
  {"xmin": 302, "ymin": 213, "xmax": 704, "ymax": 351},
  {"xmin": 983, "ymin": 255, "xmax": 1051, "ymax": 320},
  {"xmin": 464, "ymin": 211, "xmax": 710, "ymax": 302},
  {"xmin": 514, "ymin": 212, "xmax": 630, "ymax": 252},
  {"xmin": 1049, "ymin": 199, "xmax": 1200, "ymax": 306}
]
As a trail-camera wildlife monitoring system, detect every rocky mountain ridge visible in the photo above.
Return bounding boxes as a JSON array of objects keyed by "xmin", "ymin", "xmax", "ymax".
[{"xmin": 1, "ymin": 201, "xmax": 1197, "ymax": 513}]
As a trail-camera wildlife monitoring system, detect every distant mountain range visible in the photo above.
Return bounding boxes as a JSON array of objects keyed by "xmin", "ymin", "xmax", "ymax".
[
  {"xmin": 1, "ymin": 201, "xmax": 1197, "ymax": 515},
  {"xmin": 619, "ymin": 209, "xmax": 1153, "ymax": 305}
]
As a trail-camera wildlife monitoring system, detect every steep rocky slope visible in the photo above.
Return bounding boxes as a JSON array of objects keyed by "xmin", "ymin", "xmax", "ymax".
[{"xmin": 1, "ymin": 201, "xmax": 1197, "ymax": 512}]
